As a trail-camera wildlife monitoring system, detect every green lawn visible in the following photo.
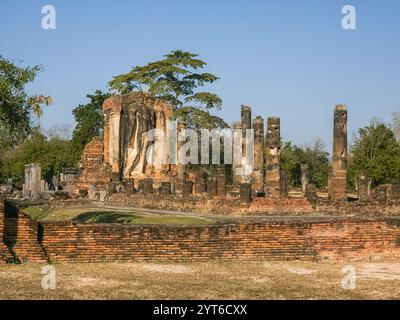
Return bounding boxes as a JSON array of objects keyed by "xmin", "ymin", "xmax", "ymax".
[{"xmin": 22, "ymin": 206, "xmax": 213, "ymax": 225}]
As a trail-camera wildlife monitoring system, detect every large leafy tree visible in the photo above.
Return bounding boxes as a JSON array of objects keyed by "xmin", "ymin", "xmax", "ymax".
[
  {"xmin": 0, "ymin": 56, "xmax": 52, "ymax": 148},
  {"xmin": 281, "ymin": 138, "xmax": 329, "ymax": 189},
  {"xmin": 108, "ymin": 50, "xmax": 227, "ymax": 129},
  {"xmin": 71, "ymin": 90, "xmax": 110, "ymax": 154},
  {"xmin": 0, "ymin": 129, "xmax": 77, "ymax": 183},
  {"xmin": 348, "ymin": 119, "xmax": 400, "ymax": 189}
]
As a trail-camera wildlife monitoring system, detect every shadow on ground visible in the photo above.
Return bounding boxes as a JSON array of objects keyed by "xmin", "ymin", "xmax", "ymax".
[{"xmin": 72, "ymin": 211, "xmax": 138, "ymax": 224}]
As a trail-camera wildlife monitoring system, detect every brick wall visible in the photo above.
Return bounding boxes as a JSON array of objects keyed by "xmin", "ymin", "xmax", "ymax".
[
  {"xmin": 2, "ymin": 198, "xmax": 400, "ymax": 263},
  {"xmin": 38, "ymin": 217, "xmax": 400, "ymax": 263},
  {"xmin": 2, "ymin": 199, "xmax": 47, "ymax": 263},
  {"xmin": 108, "ymin": 193, "xmax": 400, "ymax": 216},
  {"xmin": 0, "ymin": 198, "xmax": 13, "ymax": 262}
]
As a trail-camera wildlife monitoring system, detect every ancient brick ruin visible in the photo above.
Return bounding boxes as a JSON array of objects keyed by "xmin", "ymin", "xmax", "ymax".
[
  {"xmin": 329, "ymin": 105, "xmax": 348, "ymax": 201},
  {"xmin": 44, "ymin": 93, "xmax": 399, "ymax": 216},
  {"xmin": 2, "ymin": 94, "xmax": 400, "ymax": 263},
  {"xmin": 1, "ymin": 197, "xmax": 400, "ymax": 263}
]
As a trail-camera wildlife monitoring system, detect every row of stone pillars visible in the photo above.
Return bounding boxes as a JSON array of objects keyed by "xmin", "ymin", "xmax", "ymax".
[
  {"xmin": 232, "ymin": 106, "xmax": 288, "ymax": 198},
  {"xmin": 233, "ymin": 104, "xmax": 348, "ymax": 202}
]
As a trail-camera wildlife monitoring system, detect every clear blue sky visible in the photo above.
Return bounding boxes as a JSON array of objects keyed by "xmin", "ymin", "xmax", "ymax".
[{"xmin": 1, "ymin": 0, "xmax": 399, "ymax": 150}]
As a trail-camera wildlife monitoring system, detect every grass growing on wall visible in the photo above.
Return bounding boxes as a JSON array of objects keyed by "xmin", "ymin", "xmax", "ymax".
[{"xmin": 22, "ymin": 206, "xmax": 213, "ymax": 225}]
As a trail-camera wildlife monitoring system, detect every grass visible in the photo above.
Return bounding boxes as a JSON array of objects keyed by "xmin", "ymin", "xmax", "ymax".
[
  {"xmin": 22, "ymin": 206, "xmax": 213, "ymax": 225},
  {"xmin": 0, "ymin": 260, "xmax": 400, "ymax": 299}
]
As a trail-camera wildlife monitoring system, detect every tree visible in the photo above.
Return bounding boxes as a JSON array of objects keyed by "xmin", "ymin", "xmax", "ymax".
[
  {"xmin": 348, "ymin": 119, "xmax": 400, "ymax": 189},
  {"xmin": 108, "ymin": 50, "xmax": 227, "ymax": 129},
  {"xmin": 281, "ymin": 141, "xmax": 303, "ymax": 187},
  {"xmin": 71, "ymin": 90, "xmax": 110, "ymax": 154},
  {"xmin": 301, "ymin": 138, "xmax": 329, "ymax": 189},
  {"xmin": 0, "ymin": 56, "xmax": 52, "ymax": 148},
  {"xmin": 281, "ymin": 138, "xmax": 329, "ymax": 189},
  {"xmin": 0, "ymin": 128, "xmax": 77, "ymax": 183}
]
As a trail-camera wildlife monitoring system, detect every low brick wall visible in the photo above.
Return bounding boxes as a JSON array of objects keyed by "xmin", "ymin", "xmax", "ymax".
[
  {"xmin": 0, "ymin": 198, "xmax": 13, "ymax": 262},
  {"xmin": 39, "ymin": 217, "xmax": 400, "ymax": 263},
  {"xmin": 108, "ymin": 193, "xmax": 400, "ymax": 216},
  {"xmin": 108, "ymin": 193, "xmax": 243, "ymax": 215},
  {"xmin": 3, "ymin": 200, "xmax": 47, "ymax": 263},
  {"xmin": 2, "ymin": 198, "xmax": 400, "ymax": 263}
]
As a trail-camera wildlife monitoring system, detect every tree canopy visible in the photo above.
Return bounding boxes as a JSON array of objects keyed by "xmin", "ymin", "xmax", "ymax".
[
  {"xmin": 0, "ymin": 56, "xmax": 52, "ymax": 148},
  {"xmin": 281, "ymin": 138, "xmax": 329, "ymax": 189},
  {"xmin": 0, "ymin": 129, "xmax": 77, "ymax": 183},
  {"xmin": 348, "ymin": 119, "xmax": 400, "ymax": 187},
  {"xmin": 71, "ymin": 90, "xmax": 110, "ymax": 154},
  {"xmin": 108, "ymin": 50, "xmax": 227, "ymax": 129}
]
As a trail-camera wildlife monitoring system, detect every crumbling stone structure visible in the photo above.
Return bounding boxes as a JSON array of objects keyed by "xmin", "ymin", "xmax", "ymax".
[
  {"xmin": 329, "ymin": 105, "xmax": 348, "ymax": 201},
  {"xmin": 252, "ymin": 116, "xmax": 264, "ymax": 194},
  {"xmin": 216, "ymin": 165, "xmax": 226, "ymax": 198},
  {"xmin": 358, "ymin": 174, "xmax": 370, "ymax": 202},
  {"xmin": 232, "ymin": 121, "xmax": 243, "ymax": 185},
  {"xmin": 23, "ymin": 164, "xmax": 42, "ymax": 199},
  {"xmin": 301, "ymin": 164, "xmax": 309, "ymax": 195},
  {"xmin": 265, "ymin": 117, "xmax": 282, "ymax": 198},
  {"xmin": 102, "ymin": 92, "xmax": 173, "ymax": 187}
]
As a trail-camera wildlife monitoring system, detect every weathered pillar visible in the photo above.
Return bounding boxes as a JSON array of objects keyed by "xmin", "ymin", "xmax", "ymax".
[
  {"xmin": 280, "ymin": 170, "xmax": 288, "ymax": 197},
  {"xmin": 216, "ymin": 165, "xmax": 226, "ymax": 198},
  {"xmin": 241, "ymin": 104, "xmax": 251, "ymax": 157},
  {"xmin": 239, "ymin": 183, "xmax": 252, "ymax": 204},
  {"xmin": 143, "ymin": 178, "xmax": 153, "ymax": 195},
  {"xmin": 252, "ymin": 116, "xmax": 264, "ymax": 194},
  {"xmin": 358, "ymin": 174, "xmax": 370, "ymax": 202},
  {"xmin": 176, "ymin": 121, "xmax": 187, "ymax": 193},
  {"xmin": 182, "ymin": 181, "xmax": 194, "ymax": 196},
  {"xmin": 305, "ymin": 183, "xmax": 317, "ymax": 206},
  {"xmin": 102, "ymin": 95, "xmax": 122, "ymax": 179},
  {"xmin": 207, "ymin": 179, "xmax": 217, "ymax": 198},
  {"xmin": 24, "ymin": 164, "xmax": 42, "ymax": 199},
  {"xmin": 329, "ymin": 105, "xmax": 348, "ymax": 201},
  {"xmin": 124, "ymin": 179, "xmax": 134, "ymax": 195},
  {"xmin": 265, "ymin": 117, "xmax": 281, "ymax": 198},
  {"xmin": 300, "ymin": 163, "xmax": 309, "ymax": 195},
  {"xmin": 160, "ymin": 182, "xmax": 172, "ymax": 195},
  {"xmin": 194, "ymin": 170, "xmax": 207, "ymax": 194},
  {"xmin": 232, "ymin": 122, "xmax": 243, "ymax": 185}
]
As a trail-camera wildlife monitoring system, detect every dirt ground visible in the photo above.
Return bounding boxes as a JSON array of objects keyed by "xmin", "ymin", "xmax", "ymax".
[{"xmin": 0, "ymin": 260, "xmax": 400, "ymax": 300}]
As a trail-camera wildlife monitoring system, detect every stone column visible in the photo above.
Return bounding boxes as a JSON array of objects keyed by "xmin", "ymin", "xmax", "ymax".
[
  {"xmin": 280, "ymin": 170, "xmax": 288, "ymax": 197},
  {"xmin": 207, "ymin": 179, "xmax": 217, "ymax": 198},
  {"xmin": 300, "ymin": 164, "xmax": 309, "ymax": 195},
  {"xmin": 143, "ymin": 178, "xmax": 153, "ymax": 195},
  {"xmin": 329, "ymin": 105, "xmax": 348, "ymax": 201},
  {"xmin": 103, "ymin": 96, "xmax": 122, "ymax": 178},
  {"xmin": 252, "ymin": 116, "xmax": 264, "ymax": 193},
  {"xmin": 160, "ymin": 182, "xmax": 172, "ymax": 195},
  {"xmin": 176, "ymin": 121, "xmax": 187, "ymax": 193},
  {"xmin": 241, "ymin": 105, "xmax": 252, "ymax": 141},
  {"xmin": 358, "ymin": 174, "xmax": 370, "ymax": 202},
  {"xmin": 24, "ymin": 164, "xmax": 41, "ymax": 199},
  {"xmin": 239, "ymin": 183, "xmax": 252, "ymax": 204},
  {"xmin": 182, "ymin": 181, "xmax": 194, "ymax": 196},
  {"xmin": 194, "ymin": 170, "xmax": 207, "ymax": 194},
  {"xmin": 305, "ymin": 183, "xmax": 317, "ymax": 206},
  {"xmin": 232, "ymin": 122, "xmax": 243, "ymax": 185},
  {"xmin": 265, "ymin": 117, "xmax": 281, "ymax": 198},
  {"xmin": 216, "ymin": 165, "xmax": 226, "ymax": 198}
]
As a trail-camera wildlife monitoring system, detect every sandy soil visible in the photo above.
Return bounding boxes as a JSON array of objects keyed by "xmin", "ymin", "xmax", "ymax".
[{"xmin": 0, "ymin": 260, "xmax": 399, "ymax": 300}]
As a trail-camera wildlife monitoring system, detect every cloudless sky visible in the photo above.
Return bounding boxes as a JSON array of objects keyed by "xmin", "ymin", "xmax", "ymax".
[{"xmin": 1, "ymin": 0, "xmax": 399, "ymax": 151}]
